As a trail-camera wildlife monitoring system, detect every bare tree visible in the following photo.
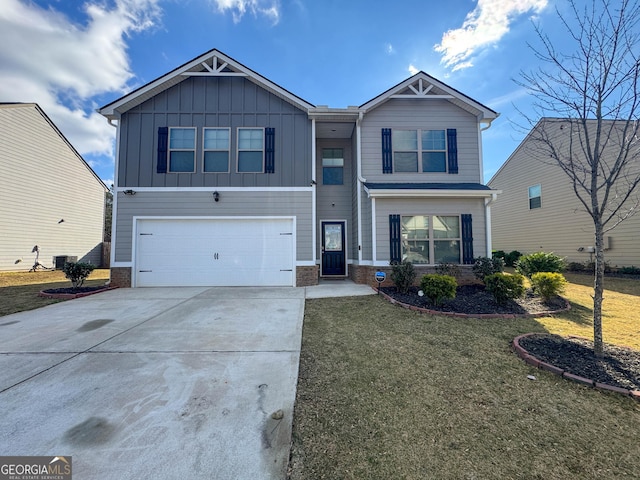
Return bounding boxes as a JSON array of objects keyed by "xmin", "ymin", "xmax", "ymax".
[{"xmin": 517, "ymin": 0, "xmax": 640, "ymax": 357}]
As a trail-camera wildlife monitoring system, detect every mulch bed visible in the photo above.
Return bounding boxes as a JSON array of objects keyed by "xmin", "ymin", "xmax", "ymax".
[
  {"xmin": 39, "ymin": 286, "xmax": 112, "ymax": 299},
  {"xmin": 519, "ymin": 334, "xmax": 640, "ymax": 391},
  {"xmin": 380, "ymin": 284, "xmax": 567, "ymax": 315},
  {"xmin": 381, "ymin": 284, "xmax": 640, "ymax": 394}
]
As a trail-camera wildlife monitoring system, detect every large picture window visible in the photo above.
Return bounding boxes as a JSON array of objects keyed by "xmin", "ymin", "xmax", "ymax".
[
  {"xmin": 402, "ymin": 215, "xmax": 461, "ymax": 264},
  {"xmin": 237, "ymin": 128, "xmax": 264, "ymax": 172},
  {"xmin": 168, "ymin": 127, "xmax": 196, "ymax": 173},
  {"xmin": 203, "ymin": 128, "xmax": 230, "ymax": 172},
  {"xmin": 393, "ymin": 129, "xmax": 447, "ymax": 173}
]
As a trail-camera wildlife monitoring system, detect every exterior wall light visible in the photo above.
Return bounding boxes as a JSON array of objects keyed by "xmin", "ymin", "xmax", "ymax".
[
  {"xmin": 123, "ymin": 190, "xmax": 136, "ymax": 195},
  {"xmin": 213, "ymin": 191, "xmax": 220, "ymax": 202}
]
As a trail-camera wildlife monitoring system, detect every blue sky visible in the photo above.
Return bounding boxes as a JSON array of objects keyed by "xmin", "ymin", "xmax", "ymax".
[{"xmin": 1, "ymin": 0, "xmax": 566, "ymax": 186}]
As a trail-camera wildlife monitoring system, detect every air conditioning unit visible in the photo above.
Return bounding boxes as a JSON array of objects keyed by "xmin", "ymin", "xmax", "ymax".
[{"xmin": 53, "ymin": 256, "xmax": 78, "ymax": 270}]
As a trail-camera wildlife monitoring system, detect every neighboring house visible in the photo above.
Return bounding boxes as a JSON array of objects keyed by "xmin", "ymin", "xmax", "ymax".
[
  {"xmin": 98, "ymin": 49, "xmax": 499, "ymax": 287},
  {"xmin": 0, "ymin": 103, "xmax": 108, "ymax": 271},
  {"xmin": 489, "ymin": 118, "xmax": 639, "ymax": 267}
]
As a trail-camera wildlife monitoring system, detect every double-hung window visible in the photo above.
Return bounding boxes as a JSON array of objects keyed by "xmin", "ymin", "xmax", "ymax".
[
  {"xmin": 393, "ymin": 129, "xmax": 447, "ymax": 173},
  {"xmin": 322, "ymin": 148, "xmax": 344, "ymax": 185},
  {"xmin": 237, "ymin": 128, "xmax": 264, "ymax": 172},
  {"xmin": 529, "ymin": 184, "xmax": 542, "ymax": 209},
  {"xmin": 168, "ymin": 127, "xmax": 196, "ymax": 173},
  {"xmin": 401, "ymin": 215, "xmax": 461, "ymax": 264},
  {"xmin": 203, "ymin": 128, "xmax": 230, "ymax": 172}
]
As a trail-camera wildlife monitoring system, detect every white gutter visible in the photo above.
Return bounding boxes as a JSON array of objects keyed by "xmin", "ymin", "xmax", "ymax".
[
  {"xmin": 484, "ymin": 192, "xmax": 498, "ymax": 257},
  {"xmin": 364, "ymin": 188, "xmax": 500, "ymax": 199},
  {"xmin": 107, "ymin": 114, "xmax": 120, "ymax": 271},
  {"xmin": 311, "ymin": 118, "xmax": 317, "ymax": 266},
  {"xmin": 356, "ymin": 112, "xmax": 366, "ymax": 264}
]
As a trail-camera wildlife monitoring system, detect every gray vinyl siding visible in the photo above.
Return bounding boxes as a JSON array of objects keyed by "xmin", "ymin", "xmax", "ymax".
[
  {"xmin": 118, "ymin": 76, "xmax": 311, "ymax": 188},
  {"xmin": 489, "ymin": 124, "xmax": 640, "ymax": 267},
  {"xmin": 361, "ymin": 98, "xmax": 481, "ymax": 183},
  {"xmin": 114, "ymin": 190, "xmax": 313, "ymax": 263},
  {"xmin": 351, "ymin": 133, "xmax": 359, "ymax": 260},
  {"xmin": 316, "ymin": 139, "xmax": 353, "ymax": 260},
  {"xmin": 373, "ymin": 198, "xmax": 486, "ymax": 264},
  {"xmin": 0, "ymin": 105, "xmax": 105, "ymax": 271},
  {"xmin": 360, "ymin": 192, "xmax": 373, "ymax": 261}
]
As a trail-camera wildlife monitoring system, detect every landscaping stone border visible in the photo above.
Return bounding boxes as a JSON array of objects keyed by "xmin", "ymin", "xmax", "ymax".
[
  {"xmin": 513, "ymin": 333, "xmax": 640, "ymax": 402},
  {"xmin": 377, "ymin": 289, "xmax": 571, "ymax": 319},
  {"xmin": 38, "ymin": 286, "xmax": 117, "ymax": 300}
]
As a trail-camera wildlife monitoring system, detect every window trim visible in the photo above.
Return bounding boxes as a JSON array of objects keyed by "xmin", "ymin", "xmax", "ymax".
[
  {"xmin": 202, "ymin": 127, "xmax": 231, "ymax": 173},
  {"xmin": 393, "ymin": 129, "xmax": 448, "ymax": 173},
  {"xmin": 321, "ymin": 148, "xmax": 345, "ymax": 185},
  {"xmin": 528, "ymin": 184, "xmax": 542, "ymax": 209},
  {"xmin": 401, "ymin": 214, "xmax": 461, "ymax": 265},
  {"xmin": 168, "ymin": 127, "xmax": 197, "ymax": 173},
  {"xmin": 237, "ymin": 127, "xmax": 265, "ymax": 173}
]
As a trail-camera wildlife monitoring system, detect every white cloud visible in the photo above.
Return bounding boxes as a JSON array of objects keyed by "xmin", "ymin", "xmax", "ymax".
[
  {"xmin": 386, "ymin": 43, "xmax": 395, "ymax": 55},
  {"xmin": 211, "ymin": 0, "xmax": 280, "ymax": 24},
  {"xmin": 408, "ymin": 64, "xmax": 419, "ymax": 76},
  {"xmin": 434, "ymin": 0, "xmax": 548, "ymax": 71},
  {"xmin": 0, "ymin": 0, "xmax": 162, "ymax": 157}
]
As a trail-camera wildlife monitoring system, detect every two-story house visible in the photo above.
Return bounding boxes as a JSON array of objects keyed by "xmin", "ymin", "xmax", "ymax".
[{"xmin": 98, "ymin": 49, "xmax": 499, "ymax": 287}]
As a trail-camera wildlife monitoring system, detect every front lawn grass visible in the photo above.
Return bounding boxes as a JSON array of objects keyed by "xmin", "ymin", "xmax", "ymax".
[
  {"xmin": 0, "ymin": 269, "xmax": 110, "ymax": 317},
  {"xmin": 290, "ymin": 276, "xmax": 640, "ymax": 479}
]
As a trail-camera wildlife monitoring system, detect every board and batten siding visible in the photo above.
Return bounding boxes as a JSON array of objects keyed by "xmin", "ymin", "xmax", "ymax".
[
  {"xmin": 361, "ymin": 98, "xmax": 482, "ymax": 183},
  {"xmin": 118, "ymin": 76, "xmax": 312, "ymax": 188},
  {"xmin": 114, "ymin": 190, "xmax": 313, "ymax": 263},
  {"xmin": 0, "ymin": 105, "xmax": 105, "ymax": 271},
  {"xmin": 373, "ymin": 198, "xmax": 486, "ymax": 264},
  {"xmin": 489, "ymin": 137, "xmax": 640, "ymax": 267}
]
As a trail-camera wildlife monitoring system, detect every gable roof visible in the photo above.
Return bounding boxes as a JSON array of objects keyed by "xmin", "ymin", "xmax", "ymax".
[
  {"xmin": 359, "ymin": 71, "xmax": 499, "ymax": 122},
  {"xmin": 98, "ymin": 49, "xmax": 316, "ymax": 120},
  {"xmin": 0, "ymin": 103, "xmax": 108, "ymax": 191}
]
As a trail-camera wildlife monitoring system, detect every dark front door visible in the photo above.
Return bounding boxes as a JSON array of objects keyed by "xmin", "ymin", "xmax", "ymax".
[{"xmin": 321, "ymin": 221, "xmax": 346, "ymax": 276}]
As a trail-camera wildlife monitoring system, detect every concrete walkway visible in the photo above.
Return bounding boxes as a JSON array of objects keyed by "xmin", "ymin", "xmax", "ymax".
[{"xmin": 0, "ymin": 281, "xmax": 375, "ymax": 479}]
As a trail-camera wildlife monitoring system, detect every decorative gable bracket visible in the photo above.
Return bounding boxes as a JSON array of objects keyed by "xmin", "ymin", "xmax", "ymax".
[
  {"xmin": 392, "ymin": 78, "xmax": 453, "ymax": 100},
  {"xmin": 182, "ymin": 55, "xmax": 248, "ymax": 77}
]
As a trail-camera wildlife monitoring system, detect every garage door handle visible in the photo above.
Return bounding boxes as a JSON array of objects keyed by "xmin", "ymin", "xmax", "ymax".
[
  {"xmin": 280, "ymin": 269, "xmax": 293, "ymax": 272},
  {"xmin": 214, "ymin": 253, "xmax": 219, "ymax": 260},
  {"xmin": 139, "ymin": 270, "xmax": 152, "ymax": 273}
]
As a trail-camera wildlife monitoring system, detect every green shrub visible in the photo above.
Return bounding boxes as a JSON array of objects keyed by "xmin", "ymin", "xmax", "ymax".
[
  {"xmin": 505, "ymin": 250, "xmax": 523, "ymax": 267},
  {"xmin": 435, "ymin": 262, "xmax": 461, "ymax": 278},
  {"xmin": 485, "ymin": 273, "xmax": 525, "ymax": 305},
  {"xmin": 530, "ymin": 272, "xmax": 567, "ymax": 302},
  {"xmin": 515, "ymin": 252, "xmax": 565, "ymax": 278},
  {"xmin": 472, "ymin": 256, "xmax": 505, "ymax": 282},
  {"xmin": 566, "ymin": 261, "xmax": 586, "ymax": 272},
  {"xmin": 420, "ymin": 274, "xmax": 457, "ymax": 306},
  {"xmin": 390, "ymin": 261, "xmax": 416, "ymax": 294},
  {"xmin": 62, "ymin": 262, "xmax": 96, "ymax": 290},
  {"xmin": 493, "ymin": 250, "xmax": 506, "ymax": 261},
  {"xmin": 619, "ymin": 266, "xmax": 640, "ymax": 275},
  {"xmin": 583, "ymin": 261, "xmax": 612, "ymax": 274}
]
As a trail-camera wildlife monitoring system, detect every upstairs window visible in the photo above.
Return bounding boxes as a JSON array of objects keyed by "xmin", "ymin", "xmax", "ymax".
[
  {"xmin": 237, "ymin": 128, "xmax": 264, "ymax": 172},
  {"xmin": 322, "ymin": 148, "xmax": 344, "ymax": 185},
  {"xmin": 169, "ymin": 128, "xmax": 196, "ymax": 173},
  {"xmin": 393, "ymin": 129, "xmax": 447, "ymax": 173},
  {"xmin": 529, "ymin": 184, "xmax": 542, "ymax": 209},
  {"xmin": 203, "ymin": 128, "xmax": 230, "ymax": 172}
]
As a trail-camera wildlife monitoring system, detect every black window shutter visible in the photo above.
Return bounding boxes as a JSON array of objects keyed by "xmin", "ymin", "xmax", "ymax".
[
  {"xmin": 157, "ymin": 127, "xmax": 168, "ymax": 174},
  {"xmin": 382, "ymin": 128, "xmax": 392, "ymax": 174},
  {"xmin": 265, "ymin": 127, "xmax": 275, "ymax": 173},
  {"xmin": 389, "ymin": 214, "xmax": 402, "ymax": 263},
  {"xmin": 461, "ymin": 214, "xmax": 474, "ymax": 264},
  {"xmin": 447, "ymin": 128, "xmax": 458, "ymax": 174}
]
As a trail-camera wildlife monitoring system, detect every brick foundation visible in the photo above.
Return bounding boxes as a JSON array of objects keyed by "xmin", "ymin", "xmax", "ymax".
[
  {"xmin": 296, "ymin": 265, "xmax": 319, "ymax": 286},
  {"xmin": 350, "ymin": 264, "xmax": 478, "ymax": 288},
  {"xmin": 110, "ymin": 267, "xmax": 132, "ymax": 288}
]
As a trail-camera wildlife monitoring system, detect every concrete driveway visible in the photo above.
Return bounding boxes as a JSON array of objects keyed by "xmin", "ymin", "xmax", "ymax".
[{"xmin": 0, "ymin": 287, "xmax": 305, "ymax": 479}]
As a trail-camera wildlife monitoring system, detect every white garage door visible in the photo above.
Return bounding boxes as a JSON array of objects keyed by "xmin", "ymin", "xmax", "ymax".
[{"xmin": 134, "ymin": 218, "xmax": 295, "ymax": 287}]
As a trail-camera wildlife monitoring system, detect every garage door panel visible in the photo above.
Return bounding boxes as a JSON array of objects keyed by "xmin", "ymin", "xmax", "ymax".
[{"xmin": 135, "ymin": 219, "xmax": 294, "ymax": 287}]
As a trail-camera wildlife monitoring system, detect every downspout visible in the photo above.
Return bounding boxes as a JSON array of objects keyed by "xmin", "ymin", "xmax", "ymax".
[
  {"xmin": 484, "ymin": 193, "xmax": 497, "ymax": 257},
  {"xmin": 478, "ymin": 117, "xmax": 493, "ymax": 184},
  {"xmin": 106, "ymin": 114, "xmax": 120, "ymax": 278},
  {"xmin": 356, "ymin": 111, "xmax": 366, "ymax": 264},
  {"xmin": 311, "ymin": 118, "xmax": 317, "ymax": 268}
]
